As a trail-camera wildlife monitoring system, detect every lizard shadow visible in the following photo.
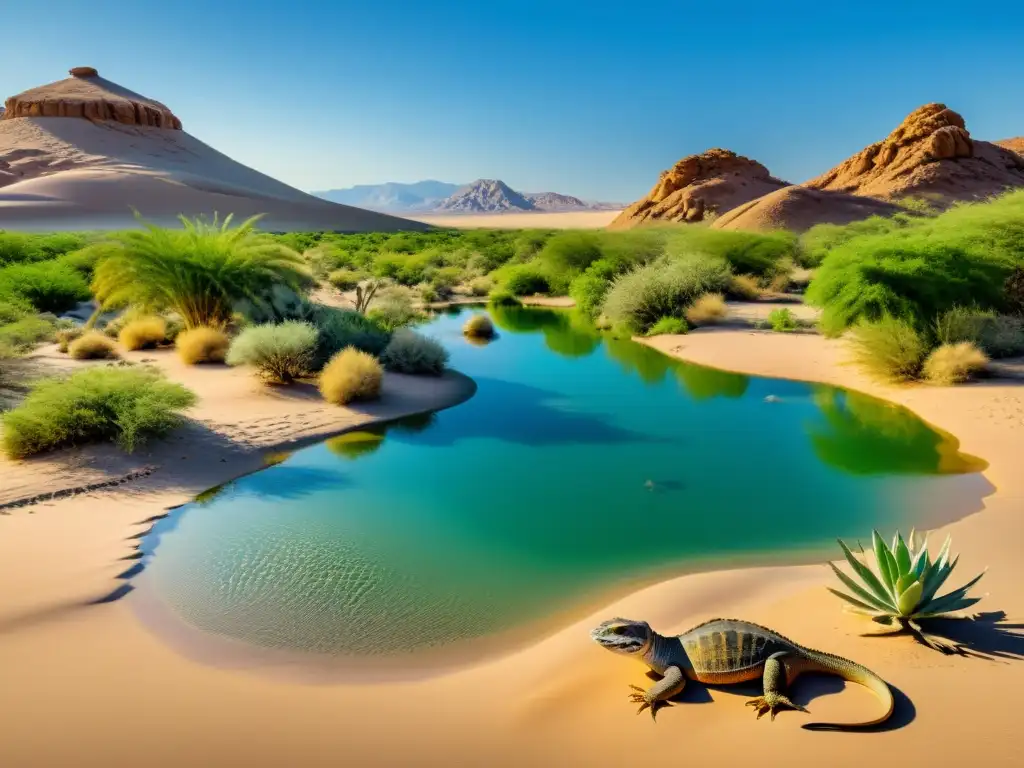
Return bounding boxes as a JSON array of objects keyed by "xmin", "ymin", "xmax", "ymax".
[{"xmin": 644, "ymin": 671, "xmax": 916, "ymax": 731}]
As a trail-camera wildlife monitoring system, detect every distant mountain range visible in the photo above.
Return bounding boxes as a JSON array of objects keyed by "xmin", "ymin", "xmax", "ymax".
[{"xmin": 312, "ymin": 179, "xmax": 622, "ymax": 214}]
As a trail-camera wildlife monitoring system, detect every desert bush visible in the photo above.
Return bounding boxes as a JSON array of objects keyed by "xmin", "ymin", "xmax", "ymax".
[
  {"xmin": 319, "ymin": 347, "xmax": 383, "ymax": 404},
  {"xmin": 310, "ymin": 305, "xmax": 390, "ymax": 367},
  {"xmin": 367, "ymin": 287, "xmax": 422, "ymax": 331},
  {"xmin": 767, "ymin": 307, "xmax": 798, "ymax": 333},
  {"xmin": 601, "ymin": 254, "xmax": 732, "ymax": 334},
  {"xmin": 429, "ymin": 266, "xmax": 463, "ymax": 297},
  {"xmin": 980, "ymin": 315, "xmax": 1024, "ymax": 358},
  {"xmin": 1, "ymin": 365, "xmax": 196, "ymax": 458},
  {"xmin": 488, "ymin": 289, "xmax": 520, "ymax": 307},
  {"xmin": 176, "ymin": 326, "xmax": 230, "ymax": 364},
  {"xmin": 380, "ymin": 329, "xmax": 450, "ymax": 375},
  {"xmin": 850, "ymin": 316, "xmax": 928, "ymax": 382},
  {"xmin": 645, "ymin": 316, "xmax": 688, "ymax": 336},
  {"xmin": 685, "ymin": 293, "xmax": 727, "ymax": 326},
  {"xmin": 0, "ymin": 296, "xmax": 32, "ymax": 324},
  {"xmin": 0, "ymin": 260, "xmax": 91, "ymax": 313},
  {"xmin": 56, "ymin": 327, "xmax": 84, "ymax": 353},
  {"xmin": 419, "ymin": 284, "xmax": 439, "ymax": 303},
  {"xmin": 934, "ymin": 306, "xmax": 1024, "ymax": 359},
  {"xmin": 807, "ymin": 190, "xmax": 1024, "ymax": 336},
  {"xmin": 0, "ymin": 315, "xmax": 56, "ymax": 352},
  {"xmin": 569, "ymin": 272, "xmax": 611, "ymax": 317},
  {"xmin": 462, "ymin": 314, "xmax": 495, "ymax": 339},
  {"xmin": 923, "ymin": 342, "xmax": 988, "ymax": 385},
  {"xmin": 727, "ymin": 274, "xmax": 763, "ymax": 301},
  {"xmin": 799, "ymin": 214, "xmax": 918, "ymax": 268},
  {"xmin": 662, "ymin": 228, "xmax": 796, "ymax": 277},
  {"xmin": 537, "ymin": 231, "xmax": 603, "ymax": 274},
  {"xmin": 469, "ymin": 276, "xmax": 493, "ymax": 296},
  {"xmin": 90, "ymin": 213, "xmax": 310, "ymax": 328},
  {"xmin": 68, "ymin": 331, "xmax": 118, "ymax": 360},
  {"xmin": 500, "ymin": 264, "xmax": 550, "ymax": 296},
  {"xmin": 163, "ymin": 315, "xmax": 184, "ymax": 342},
  {"xmin": 225, "ymin": 321, "xmax": 317, "ymax": 383},
  {"xmin": 118, "ymin": 316, "xmax": 167, "ymax": 350},
  {"xmin": 328, "ymin": 268, "xmax": 364, "ymax": 292}
]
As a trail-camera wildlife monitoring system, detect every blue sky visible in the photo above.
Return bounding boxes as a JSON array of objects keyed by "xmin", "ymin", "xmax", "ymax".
[{"xmin": 2, "ymin": 1, "xmax": 1022, "ymax": 201}]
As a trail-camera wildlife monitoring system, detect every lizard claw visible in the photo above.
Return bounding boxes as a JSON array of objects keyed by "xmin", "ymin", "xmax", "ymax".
[
  {"xmin": 746, "ymin": 695, "xmax": 808, "ymax": 722},
  {"xmin": 626, "ymin": 686, "xmax": 670, "ymax": 721}
]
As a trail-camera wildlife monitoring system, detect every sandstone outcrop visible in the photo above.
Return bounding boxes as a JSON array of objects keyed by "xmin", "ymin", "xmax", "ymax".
[
  {"xmin": 1, "ymin": 67, "xmax": 182, "ymax": 130},
  {"xmin": 608, "ymin": 149, "xmax": 789, "ymax": 228},
  {"xmin": 711, "ymin": 187, "xmax": 902, "ymax": 233},
  {"xmin": 806, "ymin": 103, "xmax": 1024, "ymax": 202}
]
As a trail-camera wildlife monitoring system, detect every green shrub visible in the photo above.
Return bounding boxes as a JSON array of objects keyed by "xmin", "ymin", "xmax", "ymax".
[
  {"xmin": 327, "ymin": 268, "xmax": 364, "ymax": 292},
  {"xmin": 980, "ymin": 315, "xmax": 1024, "ymax": 358},
  {"xmin": 0, "ymin": 296, "xmax": 32, "ymax": 324},
  {"xmin": 68, "ymin": 331, "xmax": 118, "ymax": 360},
  {"xmin": 685, "ymin": 293, "xmax": 727, "ymax": 326},
  {"xmin": 380, "ymin": 328, "xmax": 450, "ymax": 375},
  {"xmin": 429, "ymin": 266, "xmax": 463, "ymax": 297},
  {"xmin": 799, "ymin": 214, "xmax": 917, "ymax": 268},
  {"xmin": 118, "ymin": 316, "xmax": 167, "ymax": 350},
  {"xmin": 934, "ymin": 307, "xmax": 1024, "ymax": 359},
  {"xmin": 569, "ymin": 272, "xmax": 611, "ymax": 317},
  {"xmin": 601, "ymin": 254, "xmax": 732, "ymax": 334},
  {"xmin": 850, "ymin": 317, "xmax": 928, "ymax": 382},
  {"xmin": 225, "ymin": 321, "xmax": 317, "ymax": 383},
  {"xmin": 1, "ymin": 366, "xmax": 196, "ymax": 457},
  {"xmin": 488, "ymin": 289, "xmax": 520, "ymax": 307},
  {"xmin": 90, "ymin": 213, "xmax": 310, "ymax": 328},
  {"xmin": 1006, "ymin": 266, "xmax": 1024, "ymax": 316},
  {"xmin": 807, "ymin": 191, "xmax": 1024, "ymax": 336},
  {"xmin": 923, "ymin": 342, "xmax": 988, "ymax": 385},
  {"xmin": 309, "ymin": 305, "xmax": 390, "ymax": 367},
  {"xmin": 176, "ymin": 326, "xmax": 230, "ymax": 364},
  {"xmin": 367, "ymin": 287, "xmax": 422, "ymax": 331},
  {"xmin": 645, "ymin": 317, "xmax": 688, "ymax": 336},
  {"xmin": 0, "ymin": 261, "xmax": 91, "ymax": 313},
  {"xmin": 419, "ymin": 284, "xmax": 439, "ymax": 303},
  {"xmin": 500, "ymin": 264, "xmax": 550, "ymax": 296},
  {"xmin": 319, "ymin": 347, "xmax": 383, "ymax": 404},
  {"xmin": 662, "ymin": 228, "xmax": 796, "ymax": 277},
  {"xmin": 0, "ymin": 315, "xmax": 56, "ymax": 352},
  {"xmin": 462, "ymin": 314, "xmax": 495, "ymax": 340},
  {"xmin": 767, "ymin": 308, "xmax": 798, "ymax": 333},
  {"xmin": 469, "ymin": 277, "xmax": 493, "ymax": 296},
  {"xmin": 537, "ymin": 231, "xmax": 603, "ymax": 274}
]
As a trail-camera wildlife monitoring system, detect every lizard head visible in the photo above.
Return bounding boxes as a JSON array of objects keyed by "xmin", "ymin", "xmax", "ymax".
[{"xmin": 589, "ymin": 618, "xmax": 652, "ymax": 655}]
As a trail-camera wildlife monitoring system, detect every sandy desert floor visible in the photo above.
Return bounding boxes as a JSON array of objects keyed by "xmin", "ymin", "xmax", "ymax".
[
  {"xmin": 0, "ymin": 328, "xmax": 1021, "ymax": 767},
  {"xmin": 412, "ymin": 210, "xmax": 622, "ymax": 229}
]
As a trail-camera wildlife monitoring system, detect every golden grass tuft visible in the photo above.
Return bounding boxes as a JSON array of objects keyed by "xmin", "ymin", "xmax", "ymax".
[
  {"xmin": 923, "ymin": 342, "xmax": 989, "ymax": 385},
  {"xmin": 118, "ymin": 316, "xmax": 167, "ymax": 350},
  {"xmin": 319, "ymin": 347, "xmax": 383, "ymax": 405},
  {"xmin": 176, "ymin": 326, "xmax": 230, "ymax": 365},
  {"xmin": 68, "ymin": 331, "xmax": 118, "ymax": 360},
  {"xmin": 462, "ymin": 313, "xmax": 495, "ymax": 339},
  {"xmin": 685, "ymin": 293, "xmax": 727, "ymax": 326},
  {"xmin": 728, "ymin": 274, "xmax": 763, "ymax": 301},
  {"xmin": 56, "ymin": 327, "xmax": 84, "ymax": 353}
]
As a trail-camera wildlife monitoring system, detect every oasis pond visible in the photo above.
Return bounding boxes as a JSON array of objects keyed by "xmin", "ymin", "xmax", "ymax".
[{"xmin": 135, "ymin": 305, "xmax": 988, "ymax": 669}]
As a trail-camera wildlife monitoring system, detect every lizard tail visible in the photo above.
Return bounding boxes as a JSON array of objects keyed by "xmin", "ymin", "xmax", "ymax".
[{"xmin": 801, "ymin": 651, "xmax": 894, "ymax": 731}]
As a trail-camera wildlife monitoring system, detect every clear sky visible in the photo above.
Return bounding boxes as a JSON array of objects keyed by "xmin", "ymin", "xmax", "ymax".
[{"xmin": 2, "ymin": 1, "xmax": 1022, "ymax": 202}]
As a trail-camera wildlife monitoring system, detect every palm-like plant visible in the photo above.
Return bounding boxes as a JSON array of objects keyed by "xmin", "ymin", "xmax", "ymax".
[
  {"xmin": 90, "ymin": 212, "xmax": 311, "ymax": 328},
  {"xmin": 828, "ymin": 529, "xmax": 986, "ymax": 650}
]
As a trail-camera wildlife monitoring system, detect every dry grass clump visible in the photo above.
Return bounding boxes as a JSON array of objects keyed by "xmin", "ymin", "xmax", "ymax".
[
  {"xmin": 118, "ymin": 316, "xmax": 167, "ymax": 350},
  {"xmin": 176, "ymin": 326, "xmax": 230, "ymax": 364},
  {"xmin": 849, "ymin": 317, "xmax": 927, "ymax": 382},
  {"xmin": 923, "ymin": 342, "xmax": 988, "ymax": 385},
  {"xmin": 319, "ymin": 347, "xmax": 383, "ymax": 405},
  {"xmin": 56, "ymin": 327, "xmax": 84, "ymax": 353},
  {"xmin": 225, "ymin": 321, "xmax": 317, "ymax": 384},
  {"xmin": 727, "ymin": 274, "xmax": 763, "ymax": 301},
  {"xmin": 685, "ymin": 293, "xmax": 727, "ymax": 326},
  {"xmin": 379, "ymin": 329, "xmax": 449, "ymax": 375},
  {"xmin": 68, "ymin": 331, "xmax": 118, "ymax": 360},
  {"xmin": 463, "ymin": 314, "xmax": 495, "ymax": 339}
]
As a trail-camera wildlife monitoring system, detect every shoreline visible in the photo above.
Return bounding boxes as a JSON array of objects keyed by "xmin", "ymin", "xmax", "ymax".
[{"xmin": 1, "ymin": 327, "xmax": 1021, "ymax": 767}]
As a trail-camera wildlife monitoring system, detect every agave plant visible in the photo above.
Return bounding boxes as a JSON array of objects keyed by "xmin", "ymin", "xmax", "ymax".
[{"xmin": 828, "ymin": 529, "xmax": 986, "ymax": 649}]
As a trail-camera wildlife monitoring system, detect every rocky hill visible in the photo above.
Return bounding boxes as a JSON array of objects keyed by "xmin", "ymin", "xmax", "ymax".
[
  {"xmin": 608, "ymin": 149, "xmax": 790, "ymax": 229},
  {"xmin": 805, "ymin": 103, "xmax": 1024, "ymax": 202},
  {"xmin": 434, "ymin": 179, "xmax": 536, "ymax": 213},
  {"xmin": 996, "ymin": 137, "xmax": 1024, "ymax": 158},
  {"xmin": 522, "ymin": 191, "xmax": 589, "ymax": 211},
  {"xmin": 313, "ymin": 180, "xmax": 460, "ymax": 212}
]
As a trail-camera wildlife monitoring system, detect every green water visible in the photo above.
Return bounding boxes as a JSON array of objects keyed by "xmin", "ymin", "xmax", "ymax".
[{"xmin": 137, "ymin": 305, "xmax": 988, "ymax": 662}]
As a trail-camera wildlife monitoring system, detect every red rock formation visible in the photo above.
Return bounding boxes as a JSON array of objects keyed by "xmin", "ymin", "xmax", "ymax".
[
  {"xmin": 1, "ymin": 67, "xmax": 182, "ymax": 130},
  {"xmin": 608, "ymin": 149, "xmax": 789, "ymax": 229},
  {"xmin": 806, "ymin": 103, "xmax": 1024, "ymax": 201}
]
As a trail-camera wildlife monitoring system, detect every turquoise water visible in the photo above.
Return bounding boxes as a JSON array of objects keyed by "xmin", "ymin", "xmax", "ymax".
[{"xmin": 137, "ymin": 305, "xmax": 988, "ymax": 663}]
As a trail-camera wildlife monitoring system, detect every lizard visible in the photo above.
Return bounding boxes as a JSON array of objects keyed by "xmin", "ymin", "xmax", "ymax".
[{"xmin": 591, "ymin": 617, "xmax": 894, "ymax": 729}]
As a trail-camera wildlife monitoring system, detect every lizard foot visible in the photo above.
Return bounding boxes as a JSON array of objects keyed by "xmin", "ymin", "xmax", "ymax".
[
  {"xmin": 745, "ymin": 694, "xmax": 808, "ymax": 722},
  {"xmin": 627, "ymin": 685, "xmax": 671, "ymax": 721}
]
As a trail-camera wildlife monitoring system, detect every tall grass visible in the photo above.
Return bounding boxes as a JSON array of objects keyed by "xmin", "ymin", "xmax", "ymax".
[
  {"xmin": 849, "ymin": 317, "xmax": 928, "ymax": 382},
  {"xmin": 90, "ymin": 213, "xmax": 311, "ymax": 328}
]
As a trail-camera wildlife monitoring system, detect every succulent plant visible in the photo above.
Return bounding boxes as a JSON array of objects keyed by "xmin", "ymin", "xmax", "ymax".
[{"xmin": 828, "ymin": 529, "xmax": 986, "ymax": 648}]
